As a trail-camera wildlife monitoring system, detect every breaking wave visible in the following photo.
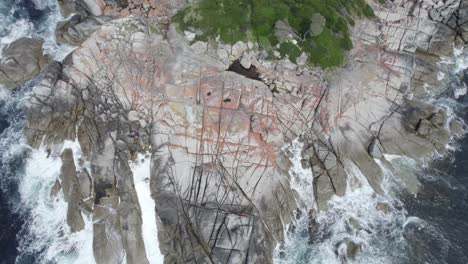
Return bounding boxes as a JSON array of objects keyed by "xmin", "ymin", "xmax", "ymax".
[
  {"xmin": 16, "ymin": 141, "xmax": 95, "ymax": 264},
  {"xmin": 130, "ymin": 154, "xmax": 164, "ymax": 263},
  {"xmin": 0, "ymin": 0, "xmax": 74, "ymax": 60},
  {"xmin": 275, "ymin": 49, "xmax": 468, "ymax": 264}
]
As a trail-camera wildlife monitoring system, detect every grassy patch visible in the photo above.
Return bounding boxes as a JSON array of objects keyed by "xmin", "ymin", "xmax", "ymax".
[
  {"xmin": 173, "ymin": 0, "xmax": 374, "ymax": 68},
  {"xmin": 279, "ymin": 41, "xmax": 302, "ymax": 63}
]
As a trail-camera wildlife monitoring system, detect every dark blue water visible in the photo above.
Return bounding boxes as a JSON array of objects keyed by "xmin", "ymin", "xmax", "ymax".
[
  {"xmin": 0, "ymin": 0, "xmax": 50, "ymax": 38},
  {"xmin": 402, "ymin": 94, "xmax": 468, "ymax": 264},
  {"xmin": 0, "ymin": 90, "xmax": 28, "ymax": 264},
  {"xmin": 0, "ymin": 1, "xmax": 48, "ymax": 262},
  {"xmin": 0, "ymin": 1, "xmax": 62, "ymax": 263}
]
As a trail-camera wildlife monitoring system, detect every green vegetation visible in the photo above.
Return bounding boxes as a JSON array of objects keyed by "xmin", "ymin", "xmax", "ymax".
[
  {"xmin": 279, "ymin": 41, "xmax": 302, "ymax": 63},
  {"xmin": 173, "ymin": 0, "xmax": 374, "ymax": 68}
]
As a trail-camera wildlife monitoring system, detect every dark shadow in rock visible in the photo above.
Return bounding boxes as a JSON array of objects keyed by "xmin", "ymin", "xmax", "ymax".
[{"xmin": 227, "ymin": 59, "xmax": 261, "ymax": 81}]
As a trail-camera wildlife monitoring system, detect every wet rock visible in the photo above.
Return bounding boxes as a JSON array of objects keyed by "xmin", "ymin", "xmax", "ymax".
[
  {"xmin": 346, "ymin": 240, "xmax": 361, "ymax": 259},
  {"xmin": 240, "ymin": 55, "xmax": 252, "ymax": 69},
  {"xmin": 348, "ymin": 217, "xmax": 363, "ymax": 230},
  {"xmin": 59, "ymin": 148, "xmax": 77, "ymax": 202},
  {"xmin": 49, "ymin": 179, "xmax": 62, "ymax": 199},
  {"xmin": 93, "ymin": 192, "xmax": 126, "ymax": 264},
  {"xmin": 67, "ymin": 182, "xmax": 85, "ymax": 232},
  {"xmin": 449, "ymin": 119, "xmax": 465, "ymax": 137},
  {"xmin": 59, "ymin": 148, "xmax": 85, "ymax": 232},
  {"xmin": 335, "ymin": 239, "xmax": 362, "ymax": 261},
  {"xmin": 57, "ymin": 0, "xmax": 76, "ymax": 17},
  {"xmin": 376, "ymin": 202, "xmax": 390, "ymax": 214},
  {"xmin": 0, "ymin": 38, "xmax": 49, "ymax": 88},
  {"xmin": 429, "ymin": 109, "xmax": 447, "ymax": 128}
]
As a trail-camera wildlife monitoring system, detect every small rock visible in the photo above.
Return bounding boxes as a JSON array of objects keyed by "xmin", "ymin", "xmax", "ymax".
[
  {"xmin": 116, "ymin": 140, "xmax": 127, "ymax": 151},
  {"xmin": 191, "ymin": 41, "xmax": 207, "ymax": 54},
  {"xmin": 449, "ymin": 119, "xmax": 465, "ymax": 136},
  {"xmin": 184, "ymin": 31, "xmax": 196, "ymax": 42},
  {"xmin": 274, "ymin": 20, "xmax": 300, "ymax": 42},
  {"xmin": 49, "ymin": 179, "xmax": 62, "ymax": 199},
  {"xmin": 67, "ymin": 182, "xmax": 85, "ymax": 232},
  {"xmin": 429, "ymin": 109, "xmax": 447, "ymax": 127},
  {"xmin": 416, "ymin": 119, "xmax": 433, "ymax": 137},
  {"xmin": 231, "ymin": 41, "xmax": 247, "ymax": 59},
  {"xmin": 309, "ymin": 13, "xmax": 326, "ymax": 37},
  {"xmin": 128, "ymin": 110, "xmax": 139, "ymax": 122},
  {"xmin": 348, "ymin": 217, "xmax": 363, "ymax": 230},
  {"xmin": 346, "ymin": 240, "xmax": 362, "ymax": 259},
  {"xmin": 217, "ymin": 48, "xmax": 229, "ymax": 60},
  {"xmin": 376, "ymin": 202, "xmax": 390, "ymax": 214},
  {"xmin": 240, "ymin": 55, "xmax": 251, "ymax": 69}
]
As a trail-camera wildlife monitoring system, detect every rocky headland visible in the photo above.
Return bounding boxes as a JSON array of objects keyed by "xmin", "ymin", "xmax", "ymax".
[{"xmin": 3, "ymin": 0, "xmax": 467, "ymax": 263}]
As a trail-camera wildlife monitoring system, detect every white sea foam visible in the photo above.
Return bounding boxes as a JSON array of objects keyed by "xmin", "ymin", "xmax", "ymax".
[
  {"xmin": 130, "ymin": 154, "xmax": 164, "ymax": 264},
  {"xmin": 274, "ymin": 139, "xmax": 315, "ymax": 262},
  {"xmin": 17, "ymin": 140, "xmax": 95, "ymax": 264},
  {"xmin": 0, "ymin": 19, "xmax": 34, "ymax": 53},
  {"xmin": 0, "ymin": 0, "xmax": 76, "ymax": 60},
  {"xmin": 275, "ymin": 141, "xmax": 410, "ymax": 264},
  {"xmin": 454, "ymin": 46, "xmax": 468, "ymax": 73},
  {"xmin": 285, "ymin": 138, "xmax": 315, "ymax": 209}
]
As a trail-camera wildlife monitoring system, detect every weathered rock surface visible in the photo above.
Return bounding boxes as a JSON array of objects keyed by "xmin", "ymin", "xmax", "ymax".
[
  {"xmin": 25, "ymin": 15, "xmax": 297, "ymax": 263},
  {"xmin": 56, "ymin": 14, "xmax": 112, "ymax": 46},
  {"xmin": 22, "ymin": 0, "xmax": 467, "ymax": 262},
  {"xmin": 59, "ymin": 148, "xmax": 85, "ymax": 232},
  {"xmin": 0, "ymin": 38, "xmax": 49, "ymax": 88}
]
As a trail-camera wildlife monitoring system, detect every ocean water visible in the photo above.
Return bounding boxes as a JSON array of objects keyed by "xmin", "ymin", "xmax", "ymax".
[
  {"xmin": 0, "ymin": 1, "xmax": 66, "ymax": 262},
  {"xmin": 0, "ymin": 1, "xmax": 467, "ymax": 264}
]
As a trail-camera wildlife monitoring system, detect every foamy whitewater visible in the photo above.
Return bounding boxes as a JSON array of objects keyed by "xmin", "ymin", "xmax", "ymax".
[
  {"xmin": 17, "ymin": 140, "xmax": 95, "ymax": 264},
  {"xmin": 275, "ymin": 142, "xmax": 410, "ymax": 264},
  {"xmin": 0, "ymin": 0, "xmax": 74, "ymax": 59},
  {"xmin": 130, "ymin": 154, "xmax": 164, "ymax": 263},
  {"xmin": 274, "ymin": 50, "xmax": 468, "ymax": 264}
]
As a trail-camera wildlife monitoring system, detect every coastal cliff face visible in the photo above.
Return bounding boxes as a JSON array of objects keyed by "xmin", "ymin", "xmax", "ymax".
[{"xmin": 6, "ymin": 0, "xmax": 467, "ymax": 263}]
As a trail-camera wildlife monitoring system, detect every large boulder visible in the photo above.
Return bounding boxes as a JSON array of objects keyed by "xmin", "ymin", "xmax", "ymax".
[{"xmin": 0, "ymin": 38, "xmax": 49, "ymax": 88}]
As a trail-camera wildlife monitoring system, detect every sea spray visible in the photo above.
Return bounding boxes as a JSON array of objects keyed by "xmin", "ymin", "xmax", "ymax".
[
  {"xmin": 130, "ymin": 154, "xmax": 164, "ymax": 264},
  {"xmin": 0, "ymin": 0, "xmax": 75, "ymax": 60},
  {"xmin": 275, "ymin": 142, "xmax": 411, "ymax": 264},
  {"xmin": 285, "ymin": 138, "xmax": 315, "ymax": 209},
  {"xmin": 275, "ymin": 138, "xmax": 316, "ymax": 263},
  {"xmin": 16, "ymin": 140, "xmax": 95, "ymax": 264}
]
